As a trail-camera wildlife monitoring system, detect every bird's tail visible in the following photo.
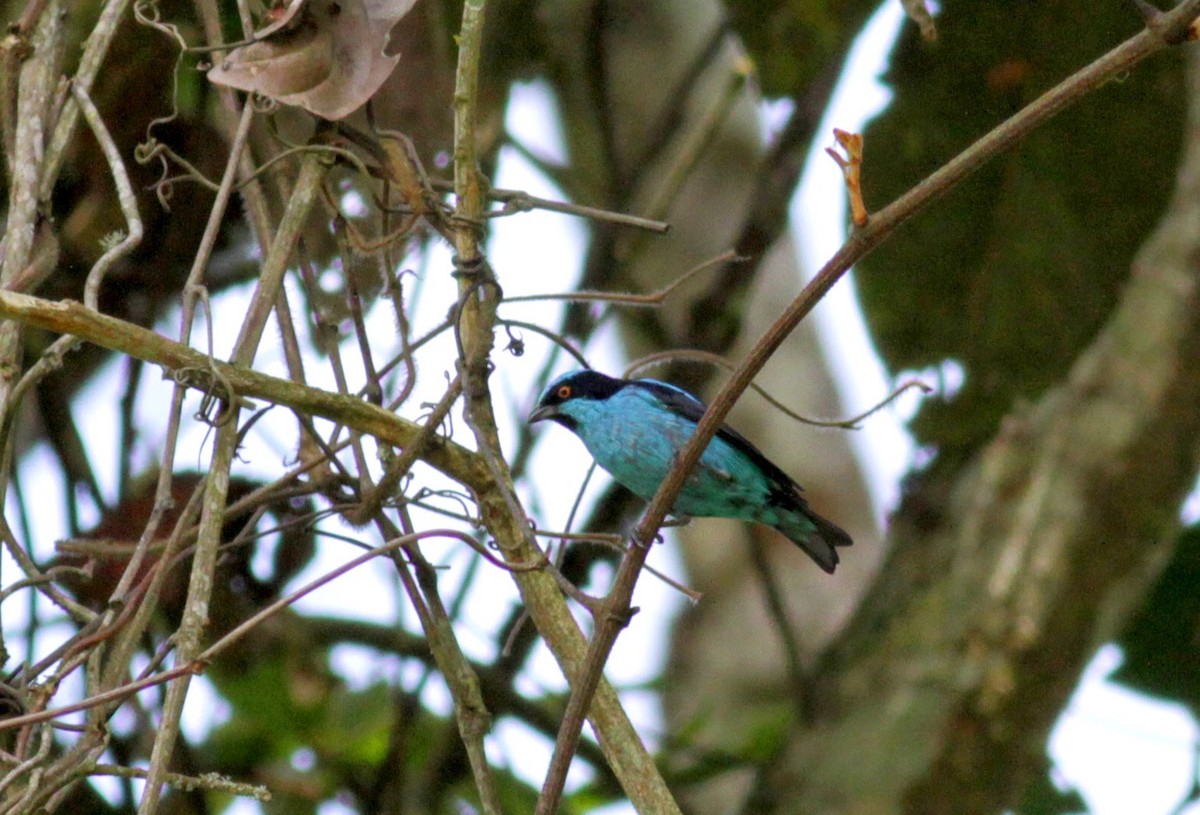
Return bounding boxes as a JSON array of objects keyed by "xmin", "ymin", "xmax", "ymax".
[{"xmin": 775, "ymin": 507, "xmax": 853, "ymax": 574}]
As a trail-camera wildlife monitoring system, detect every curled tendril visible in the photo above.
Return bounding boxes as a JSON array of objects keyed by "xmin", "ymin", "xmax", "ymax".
[{"xmin": 503, "ymin": 324, "xmax": 525, "ymax": 357}]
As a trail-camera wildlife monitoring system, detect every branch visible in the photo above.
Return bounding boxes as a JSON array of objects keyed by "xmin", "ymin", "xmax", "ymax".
[
  {"xmin": 448, "ymin": 1, "xmax": 680, "ymax": 811},
  {"xmin": 38, "ymin": 0, "xmax": 135, "ymax": 200},
  {"xmin": 537, "ymin": 1, "xmax": 1200, "ymax": 808},
  {"xmin": 0, "ymin": 0, "xmax": 61, "ymax": 419},
  {"xmin": 0, "ymin": 531, "xmax": 483, "ymax": 734},
  {"xmin": 90, "ymin": 765, "xmax": 269, "ymax": 802},
  {"xmin": 0, "ymin": 289, "xmax": 492, "ymax": 495}
]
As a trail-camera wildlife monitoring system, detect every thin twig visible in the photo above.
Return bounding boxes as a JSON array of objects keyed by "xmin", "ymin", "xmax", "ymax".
[
  {"xmin": 487, "ymin": 186, "xmax": 671, "ymax": 232},
  {"xmin": 197, "ymin": 528, "xmax": 538, "ymax": 665},
  {"xmin": 494, "ymin": 319, "xmax": 589, "ymax": 367},
  {"xmin": 503, "ymin": 249, "xmax": 739, "ymax": 305},
  {"xmin": 0, "ymin": 531, "xmax": 494, "ymax": 734},
  {"xmin": 393, "ymin": 510, "xmax": 504, "ymax": 815},
  {"xmin": 627, "ymin": 348, "xmax": 931, "ymax": 429},
  {"xmin": 70, "ymin": 81, "xmax": 144, "ymax": 309},
  {"xmin": 349, "ymin": 376, "xmax": 464, "ymax": 525},
  {"xmin": 0, "ymin": 516, "xmax": 94, "ymax": 624},
  {"xmin": 90, "ymin": 765, "xmax": 270, "ymax": 801}
]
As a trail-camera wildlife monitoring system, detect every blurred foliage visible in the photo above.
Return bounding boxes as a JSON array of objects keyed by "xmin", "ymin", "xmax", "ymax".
[
  {"xmin": 1113, "ymin": 525, "xmax": 1200, "ymax": 715},
  {"xmin": 725, "ymin": 0, "xmax": 877, "ymax": 96},
  {"xmin": 856, "ymin": 0, "xmax": 1186, "ymax": 465},
  {"xmin": 207, "ymin": 660, "xmax": 394, "ymax": 812},
  {"xmin": 1016, "ymin": 762, "xmax": 1088, "ymax": 815},
  {"xmin": 660, "ymin": 695, "xmax": 794, "ymax": 789}
]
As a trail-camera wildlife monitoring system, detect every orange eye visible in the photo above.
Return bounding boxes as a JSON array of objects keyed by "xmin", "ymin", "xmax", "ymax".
[{"xmin": 556, "ymin": 385, "xmax": 572, "ymax": 399}]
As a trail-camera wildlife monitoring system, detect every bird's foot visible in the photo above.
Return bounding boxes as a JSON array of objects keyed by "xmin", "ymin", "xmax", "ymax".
[
  {"xmin": 655, "ymin": 514, "xmax": 694, "ymax": 542},
  {"xmin": 630, "ymin": 515, "xmax": 692, "ymax": 547},
  {"xmin": 598, "ymin": 599, "xmax": 640, "ymax": 629}
]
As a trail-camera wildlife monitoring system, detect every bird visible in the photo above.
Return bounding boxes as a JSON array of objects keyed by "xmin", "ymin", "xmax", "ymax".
[{"xmin": 528, "ymin": 369, "xmax": 852, "ymax": 573}]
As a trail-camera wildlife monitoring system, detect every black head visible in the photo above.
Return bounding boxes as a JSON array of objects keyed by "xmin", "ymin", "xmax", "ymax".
[{"xmin": 528, "ymin": 370, "xmax": 626, "ymax": 428}]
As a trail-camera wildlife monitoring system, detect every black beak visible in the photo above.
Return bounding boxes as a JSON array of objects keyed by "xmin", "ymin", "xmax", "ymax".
[{"xmin": 528, "ymin": 404, "xmax": 558, "ymax": 424}]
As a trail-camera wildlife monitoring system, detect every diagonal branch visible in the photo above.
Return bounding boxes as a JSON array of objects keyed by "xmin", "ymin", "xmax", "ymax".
[
  {"xmin": 536, "ymin": 1, "xmax": 1200, "ymax": 811},
  {"xmin": 449, "ymin": 1, "xmax": 681, "ymax": 811}
]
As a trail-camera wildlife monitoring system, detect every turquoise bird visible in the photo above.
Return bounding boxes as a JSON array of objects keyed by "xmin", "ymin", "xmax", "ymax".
[{"xmin": 529, "ymin": 370, "xmax": 852, "ymax": 572}]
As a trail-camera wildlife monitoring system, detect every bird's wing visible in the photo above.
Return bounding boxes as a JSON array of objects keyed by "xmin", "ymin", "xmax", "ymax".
[{"xmin": 632, "ymin": 379, "xmax": 803, "ymax": 499}]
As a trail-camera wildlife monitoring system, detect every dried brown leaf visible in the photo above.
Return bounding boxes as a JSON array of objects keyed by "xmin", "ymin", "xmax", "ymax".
[{"xmin": 208, "ymin": 0, "xmax": 418, "ymax": 120}]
